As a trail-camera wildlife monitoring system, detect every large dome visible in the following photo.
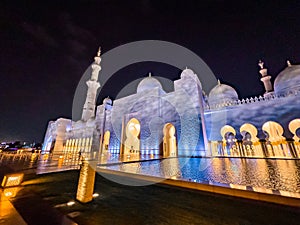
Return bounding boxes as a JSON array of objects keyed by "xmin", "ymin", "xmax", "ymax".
[
  {"xmin": 137, "ymin": 76, "xmax": 163, "ymax": 93},
  {"xmin": 274, "ymin": 64, "xmax": 300, "ymax": 95},
  {"xmin": 208, "ymin": 82, "xmax": 239, "ymax": 107}
]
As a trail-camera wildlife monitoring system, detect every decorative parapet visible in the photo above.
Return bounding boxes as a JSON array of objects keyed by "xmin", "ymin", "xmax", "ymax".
[{"xmin": 205, "ymin": 89, "xmax": 300, "ymax": 111}]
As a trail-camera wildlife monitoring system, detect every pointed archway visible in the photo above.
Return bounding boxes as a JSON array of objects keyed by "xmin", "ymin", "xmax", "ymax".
[
  {"xmin": 220, "ymin": 125, "xmax": 238, "ymax": 156},
  {"xmin": 124, "ymin": 118, "xmax": 140, "ymax": 157},
  {"xmin": 262, "ymin": 121, "xmax": 289, "ymax": 158},
  {"xmin": 103, "ymin": 131, "xmax": 110, "ymax": 151},
  {"xmin": 163, "ymin": 123, "xmax": 177, "ymax": 158},
  {"xmin": 289, "ymin": 118, "xmax": 300, "ymax": 157},
  {"xmin": 240, "ymin": 123, "xmax": 263, "ymax": 157}
]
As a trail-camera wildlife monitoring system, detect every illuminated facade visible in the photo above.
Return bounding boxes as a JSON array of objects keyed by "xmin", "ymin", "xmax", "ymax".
[{"xmin": 42, "ymin": 49, "xmax": 300, "ymax": 160}]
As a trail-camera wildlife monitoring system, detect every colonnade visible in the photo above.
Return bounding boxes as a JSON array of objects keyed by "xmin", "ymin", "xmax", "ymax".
[
  {"xmin": 210, "ymin": 119, "xmax": 300, "ymax": 158},
  {"xmin": 62, "ymin": 137, "xmax": 93, "ymax": 165}
]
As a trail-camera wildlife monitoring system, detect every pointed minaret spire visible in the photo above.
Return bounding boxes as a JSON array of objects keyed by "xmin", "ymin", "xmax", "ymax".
[
  {"xmin": 81, "ymin": 47, "xmax": 102, "ymax": 121},
  {"xmin": 258, "ymin": 60, "xmax": 264, "ymax": 69},
  {"xmin": 94, "ymin": 47, "xmax": 102, "ymax": 65},
  {"xmin": 258, "ymin": 60, "xmax": 274, "ymax": 97},
  {"xmin": 97, "ymin": 47, "xmax": 101, "ymax": 57},
  {"xmin": 287, "ymin": 60, "xmax": 292, "ymax": 67},
  {"xmin": 258, "ymin": 60, "xmax": 267, "ymax": 77}
]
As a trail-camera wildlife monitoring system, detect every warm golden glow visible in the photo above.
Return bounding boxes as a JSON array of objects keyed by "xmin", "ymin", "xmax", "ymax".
[
  {"xmin": 76, "ymin": 160, "xmax": 96, "ymax": 203},
  {"xmin": 239, "ymin": 123, "xmax": 263, "ymax": 157},
  {"xmin": 3, "ymin": 187, "xmax": 20, "ymax": 198},
  {"xmin": 58, "ymin": 155, "xmax": 64, "ymax": 168},
  {"xmin": 252, "ymin": 187, "xmax": 273, "ymax": 194},
  {"xmin": 1, "ymin": 173, "xmax": 24, "ymax": 187},
  {"xmin": 262, "ymin": 121, "xmax": 291, "ymax": 158},
  {"xmin": 262, "ymin": 121, "xmax": 284, "ymax": 143},
  {"xmin": 289, "ymin": 118, "xmax": 300, "ymax": 142},
  {"xmin": 240, "ymin": 123, "xmax": 258, "ymax": 142},
  {"xmin": 30, "ymin": 153, "xmax": 37, "ymax": 162},
  {"xmin": 220, "ymin": 125, "xmax": 236, "ymax": 142},
  {"xmin": 220, "ymin": 125, "xmax": 237, "ymax": 156},
  {"xmin": 92, "ymin": 193, "xmax": 99, "ymax": 198},
  {"xmin": 42, "ymin": 153, "xmax": 49, "ymax": 161},
  {"xmin": 229, "ymin": 184, "xmax": 247, "ymax": 190},
  {"xmin": 124, "ymin": 118, "xmax": 140, "ymax": 157},
  {"xmin": 66, "ymin": 200, "xmax": 76, "ymax": 206},
  {"xmin": 103, "ymin": 130, "xmax": 111, "ymax": 151},
  {"xmin": 163, "ymin": 123, "xmax": 177, "ymax": 157}
]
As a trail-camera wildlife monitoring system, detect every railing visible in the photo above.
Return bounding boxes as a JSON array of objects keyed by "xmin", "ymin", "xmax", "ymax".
[{"xmin": 206, "ymin": 89, "xmax": 300, "ymax": 110}]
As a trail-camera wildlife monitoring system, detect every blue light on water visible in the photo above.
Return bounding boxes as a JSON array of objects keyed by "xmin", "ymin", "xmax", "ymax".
[{"xmin": 99, "ymin": 157, "xmax": 300, "ymax": 194}]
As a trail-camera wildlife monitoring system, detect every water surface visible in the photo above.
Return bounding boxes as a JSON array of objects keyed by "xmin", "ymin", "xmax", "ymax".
[{"xmin": 99, "ymin": 157, "xmax": 300, "ymax": 194}]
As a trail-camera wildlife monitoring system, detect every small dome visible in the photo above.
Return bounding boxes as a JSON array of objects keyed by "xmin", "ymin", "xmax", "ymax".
[
  {"xmin": 103, "ymin": 97, "xmax": 112, "ymax": 105},
  {"xmin": 181, "ymin": 68, "xmax": 195, "ymax": 78},
  {"xmin": 180, "ymin": 68, "xmax": 202, "ymax": 88},
  {"xmin": 208, "ymin": 82, "xmax": 238, "ymax": 107},
  {"xmin": 274, "ymin": 64, "xmax": 300, "ymax": 95},
  {"xmin": 103, "ymin": 97, "xmax": 112, "ymax": 110},
  {"xmin": 137, "ymin": 75, "xmax": 163, "ymax": 93}
]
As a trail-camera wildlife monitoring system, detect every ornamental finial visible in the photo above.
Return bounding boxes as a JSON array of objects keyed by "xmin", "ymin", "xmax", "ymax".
[
  {"xmin": 217, "ymin": 79, "xmax": 221, "ymax": 85},
  {"xmin": 149, "ymin": 72, "xmax": 152, "ymax": 77},
  {"xmin": 258, "ymin": 60, "xmax": 264, "ymax": 69},
  {"xmin": 97, "ymin": 47, "xmax": 101, "ymax": 57},
  {"xmin": 287, "ymin": 60, "xmax": 292, "ymax": 67}
]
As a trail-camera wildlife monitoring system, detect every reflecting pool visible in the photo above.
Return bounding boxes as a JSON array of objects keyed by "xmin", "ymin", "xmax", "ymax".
[{"xmin": 98, "ymin": 157, "xmax": 300, "ymax": 194}]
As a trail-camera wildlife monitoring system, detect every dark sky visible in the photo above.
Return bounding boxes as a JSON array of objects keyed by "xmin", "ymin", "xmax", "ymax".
[{"xmin": 1, "ymin": 0, "xmax": 299, "ymax": 142}]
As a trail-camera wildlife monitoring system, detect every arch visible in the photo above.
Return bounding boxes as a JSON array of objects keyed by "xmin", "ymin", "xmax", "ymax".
[
  {"xmin": 289, "ymin": 118, "xmax": 300, "ymax": 157},
  {"xmin": 262, "ymin": 121, "xmax": 289, "ymax": 158},
  {"xmin": 240, "ymin": 123, "xmax": 262, "ymax": 157},
  {"xmin": 220, "ymin": 125, "xmax": 236, "ymax": 142},
  {"xmin": 103, "ymin": 131, "xmax": 111, "ymax": 151},
  {"xmin": 124, "ymin": 118, "xmax": 140, "ymax": 155},
  {"xmin": 289, "ymin": 119, "xmax": 300, "ymax": 142},
  {"xmin": 220, "ymin": 125, "xmax": 237, "ymax": 156},
  {"xmin": 240, "ymin": 123, "xmax": 259, "ymax": 142},
  {"xmin": 262, "ymin": 121, "xmax": 284, "ymax": 143},
  {"xmin": 163, "ymin": 123, "xmax": 177, "ymax": 157}
]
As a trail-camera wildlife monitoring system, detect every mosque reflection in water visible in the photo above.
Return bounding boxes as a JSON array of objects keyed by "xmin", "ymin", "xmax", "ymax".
[{"xmin": 98, "ymin": 156, "xmax": 300, "ymax": 195}]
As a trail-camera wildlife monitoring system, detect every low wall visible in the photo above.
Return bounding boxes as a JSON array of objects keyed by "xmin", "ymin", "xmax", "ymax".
[{"xmin": 97, "ymin": 168, "xmax": 300, "ymax": 207}]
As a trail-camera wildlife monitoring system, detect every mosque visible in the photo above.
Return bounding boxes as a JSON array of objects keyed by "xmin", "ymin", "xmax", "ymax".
[{"xmin": 42, "ymin": 48, "xmax": 300, "ymax": 160}]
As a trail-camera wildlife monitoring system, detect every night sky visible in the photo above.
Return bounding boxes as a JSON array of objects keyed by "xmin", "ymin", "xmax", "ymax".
[{"xmin": 1, "ymin": 0, "xmax": 300, "ymax": 142}]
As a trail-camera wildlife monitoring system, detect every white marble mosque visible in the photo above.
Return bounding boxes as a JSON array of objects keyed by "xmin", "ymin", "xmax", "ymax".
[{"xmin": 42, "ymin": 48, "xmax": 300, "ymax": 161}]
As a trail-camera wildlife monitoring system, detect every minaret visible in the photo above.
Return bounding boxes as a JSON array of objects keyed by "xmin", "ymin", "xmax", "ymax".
[
  {"xmin": 81, "ymin": 47, "xmax": 101, "ymax": 121},
  {"xmin": 258, "ymin": 60, "xmax": 274, "ymax": 97}
]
